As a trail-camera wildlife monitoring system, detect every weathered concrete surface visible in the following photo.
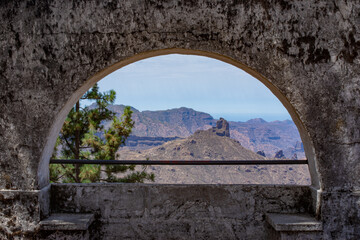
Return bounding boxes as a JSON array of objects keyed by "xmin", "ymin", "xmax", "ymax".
[
  {"xmin": 49, "ymin": 183, "xmax": 312, "ymax": 240},
  {"xmin": 267, "ymin": 230, "xmax": 323, "ymax": 240},
  {"xmin": 321, "ymin": 191, "xmax": 360, "ymax": 239},
  {"xmin": 0, "ymin": 185, "xmax": 50, "ymax": 240},
  {"xmin": 0, "ymin": 0, "xmax": 359, "ymax": 238},
  {"xmin": 1, "ymin": 0, "xmax": 359, "ymax": 191},
  {"xmin": 38, "ymin": 230, "xmax": 90, "ymax": 240}
]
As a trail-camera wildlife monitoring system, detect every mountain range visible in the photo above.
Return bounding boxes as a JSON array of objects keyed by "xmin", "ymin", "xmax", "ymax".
[
  {"xmin": 116, "ymin": 118, "xmax": 310, "ymax": 185},
  {"xmin": 104, "ymin": 104, "xmax": 305, "ymax": 159}
]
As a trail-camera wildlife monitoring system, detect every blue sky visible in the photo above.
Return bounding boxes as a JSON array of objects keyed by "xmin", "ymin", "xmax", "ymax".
[{"xmin": 95, "ymin": 54, "xmax": 291, "ymax": 122}]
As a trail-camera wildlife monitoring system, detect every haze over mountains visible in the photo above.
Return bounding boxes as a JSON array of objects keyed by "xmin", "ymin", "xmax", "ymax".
[{"xmin": 105, "ymin": 104, "xmax": 305, "ymax": 159}]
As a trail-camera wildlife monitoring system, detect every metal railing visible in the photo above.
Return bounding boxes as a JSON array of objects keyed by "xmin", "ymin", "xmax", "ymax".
[{"xmin": 50, "ymin": 159, "xmax": 308, "ymax": 165}]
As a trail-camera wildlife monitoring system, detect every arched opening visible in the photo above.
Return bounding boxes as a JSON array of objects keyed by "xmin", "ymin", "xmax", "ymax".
[
  {"xmin": 4, "ymin": 1, "xmax": 358, "ymax": 238},
  {"xmin": 39, "ymin": 48, "xmax": 320, "ymax": 190}
]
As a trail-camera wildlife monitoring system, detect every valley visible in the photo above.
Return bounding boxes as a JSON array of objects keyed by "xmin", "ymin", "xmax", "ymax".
[{"xmin": 105, "ymin": 104, "xmax": 305, "ymax": 159}]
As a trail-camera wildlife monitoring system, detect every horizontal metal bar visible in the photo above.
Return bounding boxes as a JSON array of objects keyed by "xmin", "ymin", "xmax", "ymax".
[{"xmin": 50, "ymin": 159, "xmax": 308, "ymax": 165}]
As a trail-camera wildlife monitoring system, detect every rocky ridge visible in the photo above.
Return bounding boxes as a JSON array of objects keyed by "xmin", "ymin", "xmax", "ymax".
[
  {"xmin": 117, "ymin": 119, "xmax": 310, "ymax": 185},
  {"xmin": 106, "ymin": 104, "xmax": 305, "ymax": 159}
]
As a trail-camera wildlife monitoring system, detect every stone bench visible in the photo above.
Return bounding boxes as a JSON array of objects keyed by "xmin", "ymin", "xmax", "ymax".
[
  {"xmin": 38, "ymin": 213, "xmax": 95, "ymax": 239},
  {"xmin": 266, "ymin": 213, "xmax": 322, "ymax": 240},
  {"xmin": 40, "ymin": 213, "xmax": 94, "ymax": 231}
]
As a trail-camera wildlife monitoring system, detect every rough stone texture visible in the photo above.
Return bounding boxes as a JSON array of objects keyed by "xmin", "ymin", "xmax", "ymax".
[
  {"xmin": 1, "ymin": 0, "xmax": 359, "ymax": 191},
  {"xmin": 0, "ymin": 0, "xmax": 359, "ymax": 238},
  {"xmin": 50, "ymin": 183, "xmax": 312, "ymax": 240},
  {"xmin": 37, "ymin": 230, "xmax": 90, "ymax": 240},
  {"xmin": 321, "ymin": 191, "xmax": 360, "ymax": 239},
  {"xmin": 0, "ymin": 189, "xmax": 44, "ymax": 239},
  {"xmin": 266, "ymin": 228, "xmax": 323, "ymax": 240}
]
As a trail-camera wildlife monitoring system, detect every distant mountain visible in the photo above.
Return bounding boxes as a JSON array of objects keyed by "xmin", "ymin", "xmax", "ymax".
[
  {"xmin": 105, "ymin": 105, "xmax": 214, "ymax": 137},
  {"xmin": 245, "ymin": 118, "xmax": 268, "ymax": 124},
  {"xmin": 117, "ymin": 119, "xmax": 310, "ymax": 185},
  {"xmin": 119, "ymin": 118, "xmax": 264, "ymax": 161},
  {"xmin": 105, "ymin": 104, "xmax": 305, "ymax": 159},
  {"xmin": 229, "ymin": 119, "xmax": 305, "ymax": 159}
]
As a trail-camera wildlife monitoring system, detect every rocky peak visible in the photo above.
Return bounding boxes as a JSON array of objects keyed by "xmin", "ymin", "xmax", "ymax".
[{"xmin": 211, "ymin": 118, "xmax": 230, "ymax": 137}]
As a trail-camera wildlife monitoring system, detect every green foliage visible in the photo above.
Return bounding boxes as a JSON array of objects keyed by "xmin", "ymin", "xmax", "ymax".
[{"xmin": 50, "ymin": 83, "xmax": 154, "ymax": 183}]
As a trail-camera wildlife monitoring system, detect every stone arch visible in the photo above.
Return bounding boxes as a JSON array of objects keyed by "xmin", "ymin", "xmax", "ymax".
[
  {"xmin": 1, "ymin": 1, "xmax": 359, "ymax": 237},
  {"xmin": 2, "ymin": 0, "xmax": 357, "ymax": 196},
  {"xmin": 39, "ymin": 48, "xmax": 320, "ymax": 189}
]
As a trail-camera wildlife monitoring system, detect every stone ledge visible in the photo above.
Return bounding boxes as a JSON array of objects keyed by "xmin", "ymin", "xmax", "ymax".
[
  {"xmin": 266, "ymin": 213, "xmax": 322, "ymax": 232},
  {"xmin": 40, "ymin": 213, "xmax": 94, "ymax": 231}
]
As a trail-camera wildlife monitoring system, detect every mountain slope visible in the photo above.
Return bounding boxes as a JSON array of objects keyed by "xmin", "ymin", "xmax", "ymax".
[
  {"xmin": 229, "ymin": 119, "xmax": 305, "ymax": 158},
  {"xmin": 106, "ymin": 105, "xmax": 214, "ymax": 137},
  {"xmin": 119, "ymin": 119, "xmax": 264, "ymax": 161},
  {"xmin": 105, "ymin": 104, "xmax": 304, "ymax": 158},
  {"xmin": 117, "ymin": 119, "xmax": 310, "ymax": 185}
]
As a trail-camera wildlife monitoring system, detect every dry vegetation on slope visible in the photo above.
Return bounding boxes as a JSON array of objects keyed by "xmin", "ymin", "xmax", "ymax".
[
  {"xmin": 117, "ymin": 119, "xmax": 310, "ymax": 185},
  {"xmin": 106, "ymin": 105, "xmax": 305, "ymax": 159}
]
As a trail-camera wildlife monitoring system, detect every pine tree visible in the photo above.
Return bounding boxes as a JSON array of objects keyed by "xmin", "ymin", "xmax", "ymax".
[{"xmin": 50, "ymin": 83, "xmax": 155, "ymax": 183}]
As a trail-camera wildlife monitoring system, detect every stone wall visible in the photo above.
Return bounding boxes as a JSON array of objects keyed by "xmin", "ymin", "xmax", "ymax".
[
  {"xmin": 49, "ymin": 184, "xmax": 312, "ymax": 240},
  {"xmin": 0, "ymin": 185, "xmax": 50, "ymax": 240},
  {"xmin": 0, "ymin": 0, "xmax": 359, "ymax": 238},
  {"xmin": 321, "ymin": 191, "xmax": 360, "ymax": 239},
  {"xmin": 2, "ymin": 0, "xmax": 360, "ymax": 192}
]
